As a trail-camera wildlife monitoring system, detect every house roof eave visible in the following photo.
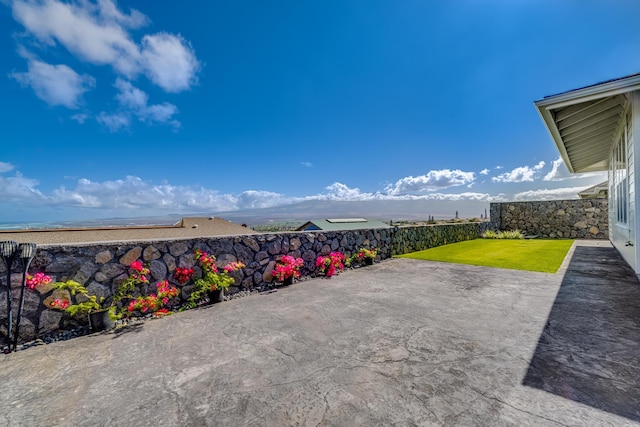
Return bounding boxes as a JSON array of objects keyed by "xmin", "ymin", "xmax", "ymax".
[{"xmin": 534, "ymin": 73, "xmax": 640, "ymax": 173}]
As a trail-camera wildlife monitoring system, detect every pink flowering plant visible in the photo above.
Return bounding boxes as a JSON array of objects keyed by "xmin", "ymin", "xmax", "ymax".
[
  {"xmin": 186, "ymin": 249, "xmax": 245, "ymax": 308},
  {"xmin": 109, "ymin": 260, "xmax": 152, "ymax": 319},
  {"xmin": 49, "ymin": 279, "xmax": 103, "ymax": 319},
  {"xmin": 316, "ymin": 251, "xmax": 345, "ymax": 277},
  {"xmin": 27, "ymin": 272, "xmax": 104, "ymax": 320},
  {"xmin": 272, "ymin": 255, "xmax": 304, "ymax": 282},
  {"xmin": 173, "ymin": 267, "xmax": 194, "ymax": 284},
  {"xmin": 26, "ymin": 272, "xmax": 52, "ymax": 289},
  {"xmin": 126, "ymin": 279, "xmax": 179, "ymax": 315},
  {"xmin": 347, "ymin": 247, "xmax": 378, "ymax": 266},
  {"xmin": 223, "ymin": 261, "xmax": 246, "ymax": 273}
]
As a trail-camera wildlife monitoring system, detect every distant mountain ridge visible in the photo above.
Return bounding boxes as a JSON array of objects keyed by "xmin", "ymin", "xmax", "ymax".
[
  {"xmin": 0, "ymin": 199, "xmax": 490, "ymax": 230},
  {"xmin": 218, "ymin": 199, "xmax": 489, "ymax": 225}
]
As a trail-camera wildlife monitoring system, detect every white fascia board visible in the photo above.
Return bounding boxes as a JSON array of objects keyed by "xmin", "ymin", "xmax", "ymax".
[
  {"xmin": 535, "ymin": 74, "xmax": 640, "ymax": 109},
  {"xmin": 535, "ymin": 104, "xmax": 575, "ymax": 172}
]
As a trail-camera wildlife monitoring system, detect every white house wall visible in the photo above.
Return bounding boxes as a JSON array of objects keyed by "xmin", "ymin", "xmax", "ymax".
[
  {"xmin": 634, "ymin": 91, "xmax": 640, "ymax": 272},
  {"xmin": 609, "ymin": 92, "xmax": 638, "ymax": 272}
]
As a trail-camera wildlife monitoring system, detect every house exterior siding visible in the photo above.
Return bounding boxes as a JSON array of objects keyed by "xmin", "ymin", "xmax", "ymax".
[{"xmin": 609, "ymin": 92, "xmax": 639, "ymax": 271}]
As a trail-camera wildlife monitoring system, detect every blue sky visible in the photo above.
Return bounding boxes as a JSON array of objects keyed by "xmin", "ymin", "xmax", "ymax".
[{"xmin": 1, "ymin": 0, "xmax": 639, "ymax": 223}]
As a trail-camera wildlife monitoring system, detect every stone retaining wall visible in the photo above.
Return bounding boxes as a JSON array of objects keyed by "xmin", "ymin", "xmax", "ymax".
[
  {"xmin": 489, "ymin": 199, "xmax": 608, "ymax": 239},
  {"xmin": 391, "ymin": 222, "xmax": 489, "ymax": 255},
  {"xmin": 1, "ymin": 221, "xmax": 492, "ymax": 343},
  {"xmin": 1, "ymin": 229, "xmax": 391, "ymax": 343}
]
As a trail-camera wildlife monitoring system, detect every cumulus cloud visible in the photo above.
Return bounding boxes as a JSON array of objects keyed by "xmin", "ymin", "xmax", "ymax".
[
  {"xmin": 512, "ymin": 186, "xmax": 589, "ymax": 201},
  {"xmin": 492, "ymin": 161, "xmax": 545, "ymax": 183},
  {"xmin": 10, "ymin": 58, "xmax": 94, "ymax": 108},
  {"xmin": 141, "ymin": 33, "xmax": 200, "ymax": 93},
  {"xmin": 386, "ymin": 169, "xmax": 475, "ymax": 195},
  {"xmin": 9, "ymin": 0, "xmax": 199, "ymax": 128},
  {"xmin": 112, "ymin": 78, "xmax": 180, "ymax": 128},
  {"xmin": 96, "ymin": 112, "xmax": 130, "ymax": 132},
  {"xmin": 479, "ymin": 168, "xmax": 489, "ymax": 175},
  {"xmin": 300, "ymin": 182, "xmax": 492, "ymax": 203},
  {"xmin": 114, "ymin": 78, "xmax": 147, "ymax": 108},
  {"xmin": 11, "ymin": 0, "xmax": 145, "ymax": 76},
  {"xmin": 543, "ymin": 157, "xmax": 607, "ymax": 182},
  {"xmin": 0, "ymin": 162, "xmax": 600, "ymax": 219},
  {"xmin": 51, "ymin": 176, "xmax": 238, "ymax": 211},
  {"xmin": 300, "ymin": 161, "xmax": 314, "ymax": 168},
  {"xmin": 0, "ymin": 171, "xmax": 44, "ymax": 201},
  {"xmin": 0, "ymin": 162, "xmax": 15, "ymax": 173}
]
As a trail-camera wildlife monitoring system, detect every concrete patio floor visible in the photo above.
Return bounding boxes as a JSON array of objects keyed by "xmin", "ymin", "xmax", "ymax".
[{"xmin": 1, "ymin": 240, "xmax": 639, "ymax": 426}]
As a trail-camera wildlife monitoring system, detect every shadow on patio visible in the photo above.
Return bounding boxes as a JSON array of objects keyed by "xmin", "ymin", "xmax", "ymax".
[{"xmin": 523, "ymin": 244, "xmax": 640, "ymax": 421}]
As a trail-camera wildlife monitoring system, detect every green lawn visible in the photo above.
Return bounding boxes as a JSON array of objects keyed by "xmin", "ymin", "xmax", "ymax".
[{"xmin": 397, "ymin": 239, "xmax": 574, "ymax": 273}]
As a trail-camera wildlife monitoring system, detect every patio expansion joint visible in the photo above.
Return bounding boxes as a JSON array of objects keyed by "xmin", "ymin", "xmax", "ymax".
[{"xmin": 464, "ymin": 383, "xmax": 573, "ymax": 427}]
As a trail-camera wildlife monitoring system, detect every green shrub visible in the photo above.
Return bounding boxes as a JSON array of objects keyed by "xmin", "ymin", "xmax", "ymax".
[
  {"xmin": 482, "ymin": 229, "xmax": 524, "ymax": 239},
  {"xmin": 500, "ymin": 230, "xmax": 525, "ymax": 239}
]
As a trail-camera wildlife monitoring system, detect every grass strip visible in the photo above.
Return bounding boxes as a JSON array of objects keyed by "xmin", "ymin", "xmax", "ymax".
[{"xmin": 397, "ymin": 239, "xmax": 574, "ymax": 273}]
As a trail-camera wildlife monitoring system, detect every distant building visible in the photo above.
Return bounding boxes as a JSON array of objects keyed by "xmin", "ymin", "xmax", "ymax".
[
  {"xmin": 296, "ymin": 218, "xmax": 392, "ymax": 232},
  {"xmin": 578, "ymin": 181, "xmax": 608, "ymax": 199},
  {"xmin": 0, "ymin": 217, "xmax": 256, "ymax": 245}
]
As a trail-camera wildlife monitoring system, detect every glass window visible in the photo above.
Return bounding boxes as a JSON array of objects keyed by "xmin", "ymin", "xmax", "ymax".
[{"xmin": 611, "ymin": 116, "xmax": 629, "ymax": 225}]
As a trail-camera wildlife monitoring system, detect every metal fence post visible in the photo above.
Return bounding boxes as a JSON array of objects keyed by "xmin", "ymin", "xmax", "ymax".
[
  {"xmin": 0, "ymin": 241, "xmax": 18, "ymax": 353},
  {"xmin": 14, "ymin": 243, "xmax": 36, "ymax": 352}
]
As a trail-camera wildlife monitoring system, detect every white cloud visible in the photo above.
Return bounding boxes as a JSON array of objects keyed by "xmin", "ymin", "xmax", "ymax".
[
  {"xmin": 324, "ymin": 182, "xmax": 370, "ymax": 200},
  {"xmin": 114, "ymin": 78, "xmax": 147, "ymax": 108},
  {"xmin": 9, "ymin": 0, "xmax": 199, "ymax": 128},
  {"xmin": 235, "ymin": 191, "xmax": 290, "ymax": 209},
  {"xmin": 51, "ymin": 176, "xmax": 238, "ymax": 211},
  {"xmin": 12, "ymin": 0, "xmax": 200, "ymax": 90},
  {"xmin": 543, "ymin": 157, "xmax": 569, "ymax": 181},
  {"xmin": 96, "ymin": 112, "xmax": 130, "ymax": 132},
  {"xmin": 386, "ymin": 169, "xmax": 475, "ymax": 195},
  {"xmin": 0, "ymin": 164, "xmax": 603, "ymax": 220},
  {"xmin": 142, "ymin": 103, "xmax": 178, "ymax": 125},
  {"xmin": 11, "ymin": 0, "xmax": 144, "ymax": 76},
  {"xmin": 301, "ymin": 161, "xmax": 314, "ymax": 168},
  {"xmin": 512, "ymin": 186, "xmax": 590, "ymax": 201},
  {"xmin": 0, "ymin": 172, "xmax": 43, "ymax": 201},
  {"xmin": 543, "ymin": 156, "xmax": 607, "ymax": 182},
  {"xmin": 300, "ymin": 182, "xmax": 492, "ymax": 203},
  {"xmin": 0, "ymin": 162, "xmax": 15, "ymax": 173},
  {"xmin": 71, "ymin": 113, "xmax": 89, "ymax": 124},
  {"xmin": 141, "ymin": 33, "xmax": 200, "ymax": 93},
  {"xmin": 492, "ymin": 161, "xmax": 545, "ymax": 183},
  {"xmin": 108, "ymin": 78, "xmax": 180, "ymax": 129},
  {"xmin": 10, "ymin": 58, "xmax": 94, "ymax": 108},
  {"xmin": 406, "ymin": 192, "xmax": 492, "ymax": 202},
  {"xmin": 479, "ymin": 168, "xmax": 489, "ymax": 175}
]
